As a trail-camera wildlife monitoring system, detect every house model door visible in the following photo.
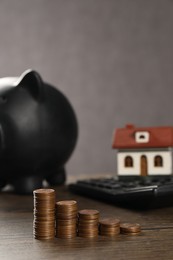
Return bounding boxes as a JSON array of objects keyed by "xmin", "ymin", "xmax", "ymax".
[{"xmin": 141, "ymin": 155, "xmax": 148, "ymax": 176}]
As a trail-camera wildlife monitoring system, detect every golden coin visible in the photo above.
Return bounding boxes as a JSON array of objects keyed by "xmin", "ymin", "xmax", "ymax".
[
  {"xmin": 56, "ymin": 219, "xmax": 77, "ymax": 224},
  {"xmin": 78, "ymin": 219, "xmax": 99, "ymax": 224},
  {"xmin": 33, "ymin": 190, "xmax": 55, "ymax": 199},
  {"xmin": 56, "ymin": 213, "xmax": 77, "ymax": 220},
  {"xmin": 57, "ymin": 226, "xmax": 77, "ymax": 231},
  {"xmin": 78, "ymin": 223, "xmax": 98, "ymax": 228},
  {"xmin": 56, "ymin": 201, "xmax": 77, "ymax": 213},
  {"xmin": 99, "ymin": 218, "xmax": 120, "ymax": 227},
  {"xmin": 120, "ymin": 223, "xmax": 141, "ymax": 234},
  {"xmin": 78, "ymin": 209, "xmax": 99, "ymax": 220},
  {"xmin": 56, "ymin": 200, "xmax": 77, "ymax": 206},
  {"xmin": 100, "ymin": 226, "xmax": 120, "ymax": 232},
  {"xmin": 34, "ymin": 235, "xmax": 55, "ymax": 240},
  {"xmin": 33, "ymin": 188, "xmax": 55, "ymax": 195}
]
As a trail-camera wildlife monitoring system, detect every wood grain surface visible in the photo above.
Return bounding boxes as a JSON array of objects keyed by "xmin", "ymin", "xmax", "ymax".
[{"xmin": 0, "ymin": 185, "xmax": 173, "ymax": 260}]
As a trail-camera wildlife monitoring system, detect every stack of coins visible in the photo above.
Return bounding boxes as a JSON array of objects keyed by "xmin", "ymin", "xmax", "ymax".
[
  {"xmin": 78, "ymin": 209, "xmax": 99, "ymax": 238},
  {"xmin": 33, "ymin": 189, "xmax": 56, "ymax": 240},
  {"xmin": 120, "ymin": 223, "xmax": 141, "ymax": 235},
  {"xmin": 56, "ymin": 200, "xmax": 78, "ymax": 239},
  {"xmin": 99, "ymin": 218, "xmax": 120, "ymax": 236}
]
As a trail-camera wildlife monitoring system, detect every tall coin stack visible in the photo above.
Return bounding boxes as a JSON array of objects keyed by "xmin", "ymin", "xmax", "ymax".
[
  {"xmin": 78, "ymin": 209, "xmax": 99, "ymax": 238},
  {"xmin": 33, "ymin": 189, "xmax": 56, "ymax": 240},
  {"xmin": 99, "ymin": 218, "xmax": 120, "ymax": 236},
  {"xmin": 55, "ymin": 200, "xmax": 78, "ymax": 239}
]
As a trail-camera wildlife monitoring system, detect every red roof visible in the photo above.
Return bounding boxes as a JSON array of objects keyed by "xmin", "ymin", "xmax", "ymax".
[{"xmin": 112, "ymin": 124, "xmax": 173, "ymax": 149}]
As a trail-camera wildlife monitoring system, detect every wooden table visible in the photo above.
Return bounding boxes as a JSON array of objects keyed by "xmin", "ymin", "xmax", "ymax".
[{"xmin": 1, "ymin": 185, "xmax": 173, "ymax": 260}]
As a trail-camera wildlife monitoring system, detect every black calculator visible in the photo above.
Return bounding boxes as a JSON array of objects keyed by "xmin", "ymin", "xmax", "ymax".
[{"xmin": 69, "ymin": 177, "xmax": 173, "ymax": 208}]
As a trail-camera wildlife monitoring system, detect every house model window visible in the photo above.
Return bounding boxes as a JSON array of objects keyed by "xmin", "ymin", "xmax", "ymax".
[
  {"xmin": 135, "ymin": 131, "xmax": 149, "ymax": 143},
  {"xmin": 125, "ymin": 156, "xmax": 133, "ymax": 167},
  {"xmin": 154, "ymin": 155, "xmax": 163, "ymax": 167}
]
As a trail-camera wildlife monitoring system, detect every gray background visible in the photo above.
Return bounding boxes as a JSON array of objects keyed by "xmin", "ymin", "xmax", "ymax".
[{"xmin": 0, "ymin": 0, "xmax": 173, "ymax": 181}]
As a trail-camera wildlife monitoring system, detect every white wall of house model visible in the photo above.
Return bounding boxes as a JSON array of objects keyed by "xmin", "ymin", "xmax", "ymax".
[{"xmin": 117, "ymin": 150, "xmax": 172, "ymax": 175}]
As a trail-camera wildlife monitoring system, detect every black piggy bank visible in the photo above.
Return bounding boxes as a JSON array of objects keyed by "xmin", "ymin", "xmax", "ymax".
[{"xmin": 0, "ymin": 70, "xmax": 78, "ymax": 194}]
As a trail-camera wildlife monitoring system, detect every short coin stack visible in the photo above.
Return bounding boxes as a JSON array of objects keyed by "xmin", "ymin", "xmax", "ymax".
[
  {"xmin": 78, "ymin": 209, "xmax": 99, "ymax": 238},
  {"xmin": 33, "ymin": 189, "xmax": 56, "ymax": 240},
  {"xmin": 120, "ymin": 223, "xmax": 141, "ymax": 235},
  {"xmin": 56, "ymin": 200, "xmax": 78, "ymax": 239},
  {"xmin": 99, "ymin": 218, "xmax": 120, "ymax": 236}
]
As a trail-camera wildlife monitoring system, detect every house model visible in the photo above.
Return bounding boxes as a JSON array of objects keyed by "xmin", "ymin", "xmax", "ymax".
[{"xmin": 112, "ymin": 124, "xmax": 173, "ymax": 177}]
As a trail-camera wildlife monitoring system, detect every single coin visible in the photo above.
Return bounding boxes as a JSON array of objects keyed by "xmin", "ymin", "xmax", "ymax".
[
  {"xmin": 33, "ymin": 190, "xmax": 55, "ymax": 200},
  {"xmin": 78, "ymin": 218, "xmax": 99, "ymax": 223},
  {"xmin": 120, "ymin": 223, "xmax": 141, "ymax": 234},
  {"xmin": 34, "ymin": 200, "xmax": 55, "ymax": 205},
  {"xmin": 56, "ymin": 219, "xmax": 77, "ymax": 223},
  {"xmin": 56, "ymin": 213, "xmax": 77, "ymax": 220},
  {"xmin": 34, "ymin": 209, "xmax": 55, "ymax": 214},
  {"xmin": 56, "ymin": 226, "xmax": 77, "ymax": 231},
  {"xmin": 78, "ymin": 223, "xmax": 98, "ymax": 229},
  {"xmin": 34, "ymin": 235, "xmax": 55, "ymax": 240},
  {"xmin": 56, "ymin": 200, "xmax": 77, "ymax": 206},
  {"xmin": 78, "ymin": 209, "xmax": 99, "ymax": 219},
  {"xmin": 33, "ymin": 188, "xmax": 55, "ymax": 195},
  {"xmin": 100, "ymin": 227, "xmax": 120, "ymax": 233},
  {"xmin": 56, "ymin": 208, "xmax": 77, "ymax": 214},
  {"xmin": 99, "ymin": 218, "xmax": 120, "ymax": 227}
]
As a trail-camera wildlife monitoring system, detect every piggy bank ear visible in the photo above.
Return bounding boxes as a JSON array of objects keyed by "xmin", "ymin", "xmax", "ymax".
[{"xmin": 17, "ymin": 70, "xmax": 43, "ymax": 100}]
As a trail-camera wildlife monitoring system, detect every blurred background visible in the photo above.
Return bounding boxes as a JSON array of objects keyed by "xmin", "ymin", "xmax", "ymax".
[{"xmin": 0, "ymin": 0, "xmax": 173, "ymax": 181}]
